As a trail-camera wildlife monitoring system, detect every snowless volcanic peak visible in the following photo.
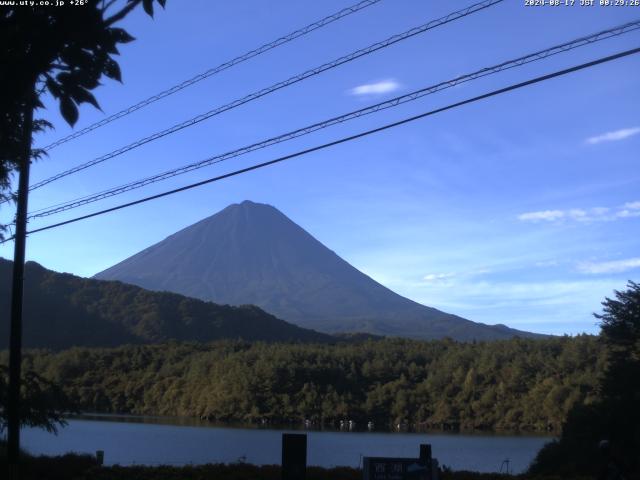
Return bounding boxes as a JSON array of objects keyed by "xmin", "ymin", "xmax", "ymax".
[{"xmin": 95, "ymin": 201, "xmax": 542, "ymax": 341}]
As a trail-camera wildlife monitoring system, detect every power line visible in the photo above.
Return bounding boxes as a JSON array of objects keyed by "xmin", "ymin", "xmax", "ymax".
[
  {"xmin": 27, "ymin": 20, "xmax": 640, "ymax": 220},
  {"xmin": 27, "ymin": 0, "xmax": 504, "ymax": 192},
  {"xmin": 40, "ymin": 0, "xmax": 385, "ymax": 152},
  {"xmin": 6, "ymin": 46, "xmax": 637, "ymax": 243}
]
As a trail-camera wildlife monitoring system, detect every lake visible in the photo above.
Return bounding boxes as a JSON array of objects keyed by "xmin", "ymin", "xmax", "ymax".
[{"xmin": 20, "ymin": 417, "xmax": 552, "ymax": 474}]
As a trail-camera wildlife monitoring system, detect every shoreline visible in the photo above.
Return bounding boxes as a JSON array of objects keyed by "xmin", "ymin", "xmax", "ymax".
[{"xmin": 68, "ymin": 412, "xmax": 557, "ymax": 437}]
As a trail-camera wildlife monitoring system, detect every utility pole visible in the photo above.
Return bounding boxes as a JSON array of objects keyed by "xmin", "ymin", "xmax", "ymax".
[{"xmin": 7, "ymin": 81, "xmax": 35, "ymax": 477}]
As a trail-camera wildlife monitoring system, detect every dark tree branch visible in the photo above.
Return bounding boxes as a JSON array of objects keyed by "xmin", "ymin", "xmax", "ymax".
[
  {"xmin": 105, "ymin": 0, "xmax": 142, "ymax": 26},
  {"xmin": 102, "ymin": 0, "xmax": 119, "ymax": 13}
]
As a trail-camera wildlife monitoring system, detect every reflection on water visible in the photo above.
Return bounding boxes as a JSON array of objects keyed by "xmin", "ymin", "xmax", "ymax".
[{"xmin": 21, "ymin": 416, "xmax": 553, "ymax": 474}]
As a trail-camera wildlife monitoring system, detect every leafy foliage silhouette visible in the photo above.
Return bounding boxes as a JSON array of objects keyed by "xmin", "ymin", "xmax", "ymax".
[
  {"xmin": 0, "ymin": 365, "xmax": 74, "ymax": 434},
  {"xmin": 530, "ymin": 281, "xmax": 640, "ymax": 476},
  {"xmin": 0, "ymin": 0, "xmax": 166, "ymax": 233}
]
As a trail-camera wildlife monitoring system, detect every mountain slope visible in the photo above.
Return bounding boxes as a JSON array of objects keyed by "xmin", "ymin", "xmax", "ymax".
[
  {"xmin": 95, "ymin": 201, "xmax": 541, "ymax": 341},
  {"xmin": 0, "ymin": 258, "xmax": 333, "ymax": 350}
]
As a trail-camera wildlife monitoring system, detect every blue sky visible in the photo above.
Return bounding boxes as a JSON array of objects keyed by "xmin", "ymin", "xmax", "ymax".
[{"xmin": 1, "ymin": 0, "xmax": 639, "ymax": 335}]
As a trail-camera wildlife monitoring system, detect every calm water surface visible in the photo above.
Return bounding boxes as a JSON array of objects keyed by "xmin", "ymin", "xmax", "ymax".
[{"xmin": 21, "ymin": 417, "xmax": 552, "ymax": 474}]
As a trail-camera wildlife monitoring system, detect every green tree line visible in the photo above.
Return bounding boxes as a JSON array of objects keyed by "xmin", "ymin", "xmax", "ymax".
[{"xmin": 2, "ymin": 335, "xmax": 605, "ymax": 432}]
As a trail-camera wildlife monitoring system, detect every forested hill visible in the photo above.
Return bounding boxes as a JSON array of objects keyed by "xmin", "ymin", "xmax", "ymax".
[
  {"xmin": 11, "ymin": 336, "xmax": 605, "ymax": 432},
  {"xmin": 0, "ymin": 259, "xmax": 333, "ymax": 349}
]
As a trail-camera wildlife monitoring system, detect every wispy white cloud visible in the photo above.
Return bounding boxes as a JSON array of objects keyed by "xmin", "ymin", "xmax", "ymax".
[
  {"xmin": 518, "ymin": 201, "xmax": 640, "ymax": 223},
  {"xmin": 586, "ymin": 126, "xmax": 640, "ymax": 145},
  {"xmin": 423, "ymin": 272, "xmax": 455, "ymax": 282},
  {"xmin": 535, "ymin": 260, "xmax": 559, "ymax": 267},
  {"xmin": 421, "ymin": 267, "xmax": 493, "ymax": 286},
  {"xmin": 577, "ymin": 257, "xmax": 640, "ymax": 274},
  {"xmin": 518, "ymin": 210, "xmax": 564, "ymax": 222},
  {"xmin": 617, "ymin": 201, "xmax": 640, "ymax": 219},
  {"xmin": 349, "ymin": 79, "xmax": 400, "ymax": 96},
  {"xmin": 422, "ymin": 272, "xmax": 456, "ymax": 286}
]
